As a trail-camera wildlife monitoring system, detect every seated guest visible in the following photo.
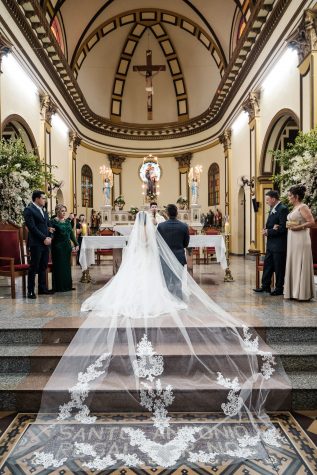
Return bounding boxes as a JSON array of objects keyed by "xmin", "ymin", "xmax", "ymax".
[
  {"xmin": 51, "ymin": 204, "xmax": 78, "ymax": 292},
  {"xmin": 284, "ymin": 184, "xmax": 316, "ymax": 301}
]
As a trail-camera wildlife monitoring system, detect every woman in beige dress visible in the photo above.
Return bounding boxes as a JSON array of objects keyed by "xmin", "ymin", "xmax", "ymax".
[{"xmin": 284, "ymin": 184, "xmax": 315, "ymax": 300}]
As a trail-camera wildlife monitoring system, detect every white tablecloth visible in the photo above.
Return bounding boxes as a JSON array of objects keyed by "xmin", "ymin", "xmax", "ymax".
[
  {"xmin": 79, "ymin": 236, "xmax": 127, "ymax": 270},
  {"xmin": 188, "ymin": 235, "xmax": 227, "ymax": 269},
  {"xmin": 79, "ymin": 234, "xmax": 227, "ymax": 270},
  {"xmin": 113, "ymin": 225, "xmax": 134, "ymax": 236}
]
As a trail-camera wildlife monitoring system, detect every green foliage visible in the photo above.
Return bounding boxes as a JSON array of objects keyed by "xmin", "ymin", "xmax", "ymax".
[
  {"xmin": 176, "ymin": 196, "xmax": 188, "ymax": 206},
  {"xmin": 272, "ymin": 128, "xmax": 317, "ymax": 216},
  {"xmin": 0, "ymin": 137, "xmax": 56, "ymax": 225},
  {"xmin": 114, "ymin": 195, "xmax": 125, "ymax": 205},
  {"xmin": 129, "ymin": 207, "xmax": 139, "ymax": 215}
]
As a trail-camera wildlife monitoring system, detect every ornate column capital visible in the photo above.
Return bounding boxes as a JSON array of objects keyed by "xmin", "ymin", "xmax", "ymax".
[
  {"xmin": 287, "ymin": 8, "xmax": 317, "ymax": 63},
  {"xmin": 0, "ymin": 33, "xmax": 13, "ymax": 73},
  {"xmin": 69, "ymin": 132, "xmax": 81, "ymax": 154},
  {"xmin": 174, "ymin": 153, "xmax": 192, "ymax": 172},
  {"xmin": 108, "ymin": 154, "xmax": 126, "ymax": 173},
  {"xmin": 40, "ymin": 94, "xmax": 57, "ymax": 125},
  {"xmin": 219, "ymin": 129, "xmax": 232, "ymax": 153},
  {"xmin": 242, "ymin": 91, "xmax": 260, "ymax": 122}
]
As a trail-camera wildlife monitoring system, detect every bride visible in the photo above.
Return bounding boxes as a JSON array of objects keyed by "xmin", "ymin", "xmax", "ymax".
[{"xmin": 8, "ymin": 211, "xmax": 290, "ymax": 472}]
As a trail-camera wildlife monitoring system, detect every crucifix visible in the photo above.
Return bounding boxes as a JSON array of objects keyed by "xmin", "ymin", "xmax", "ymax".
[{"xmin": 133, "ymin": 49, "xmax": 166, "ymax": 120}]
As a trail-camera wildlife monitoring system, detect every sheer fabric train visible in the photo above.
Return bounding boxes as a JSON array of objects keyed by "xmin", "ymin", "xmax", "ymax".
[{"xmin": 7, "ymin": 212, "xmax": 290, "ymax": 471}]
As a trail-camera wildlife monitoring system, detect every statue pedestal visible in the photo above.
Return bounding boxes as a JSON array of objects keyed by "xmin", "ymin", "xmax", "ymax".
[
  {"xmin": 100, "ymin": 205, "xmax": 112, "ymax": 226},
  {"xmin": 190, "ymin": 204, "xmax": 202, "ymax": 230}
]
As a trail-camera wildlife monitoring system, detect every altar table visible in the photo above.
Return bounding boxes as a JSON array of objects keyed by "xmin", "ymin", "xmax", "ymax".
[{"xmin": 79, "ymin": 234, "xmax": 227, "ymax": 275}]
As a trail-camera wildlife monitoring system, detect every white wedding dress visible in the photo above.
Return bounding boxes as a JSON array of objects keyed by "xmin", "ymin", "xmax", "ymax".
[{"xmin": 7, "ymin": 212, "xmax": 290, "ymax": 472}]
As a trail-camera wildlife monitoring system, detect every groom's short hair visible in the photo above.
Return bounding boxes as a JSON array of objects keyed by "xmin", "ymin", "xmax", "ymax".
[
  {"xmin": 265, "ymin": 190, "xmax": 279, "ymax": 200},
  {"xmin": 150, "ymin": 201, "xmax": 157, "ymax": 207},
  {"xmin": 32, "ymin": 190, "xmax": 45, "ymax": 201},
  {"xmin": 167, "ymin": 204, "xmax": 178, "ymax": 218}
]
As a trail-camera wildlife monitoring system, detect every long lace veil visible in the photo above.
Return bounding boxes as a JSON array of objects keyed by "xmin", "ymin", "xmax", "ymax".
[{"xmin": 6, "ymin": 211, "xmax": 290, "ymax": 471}]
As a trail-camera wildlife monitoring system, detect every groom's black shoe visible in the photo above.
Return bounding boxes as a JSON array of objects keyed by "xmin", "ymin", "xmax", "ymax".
[
  {"xmin": 27, "ymin": 292, "xmax": 36, "ymax": 299},
  {"xmin": 253, "ymin": 287, "xmax": 271, "ymax": 293},
  {"xmin": 270, "ymin": 289, "xmax": 283, "ymax": 296},
  {"xmin": 38, "ymin": 289, "xmax": 55, "ymax": 295}
]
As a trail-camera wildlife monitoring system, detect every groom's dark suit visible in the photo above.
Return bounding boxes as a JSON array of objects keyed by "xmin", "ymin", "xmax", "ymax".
[
  {"xmin": 24, "ymin": 203, "xmax": 51, "ymax": 294},
  {"xmin": 157, "ymin": 218, "xmax": 189, "ymax": 299},
  {"xmin": 261, "ymin": 202, "xmax": 288, "ymax": 293}
]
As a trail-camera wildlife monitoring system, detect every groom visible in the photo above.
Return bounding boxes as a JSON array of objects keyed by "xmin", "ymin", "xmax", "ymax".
[
  {"xmin": 157, "ymin": 204, "xmax": 189, "ymax": 298},
  {"xmin": 253, "ymin": 190, "xmax": 288, "ymax": 296},
  {"xmin": 24, "ymin": 190, "xmax": 54, "ymax": 299}
]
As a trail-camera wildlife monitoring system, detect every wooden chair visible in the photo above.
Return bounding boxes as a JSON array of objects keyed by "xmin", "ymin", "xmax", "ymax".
[
  {"xmin": 96, "ymin": 228, "xmax": 114, "ymax": 265},
  {"xmin": 203, "ymin": 228, "xmax": 219, "ymax": 264},
  {"xmin": 310, "ymin": 226, "xmax": 317, "ymax": 275},
  {"xmin": 189, "ymin": 227, "xmax": 200, "ymax": 264},
  {"xmin": 0, "ymin": 222, "xmax": 29, "ymax": 298}
]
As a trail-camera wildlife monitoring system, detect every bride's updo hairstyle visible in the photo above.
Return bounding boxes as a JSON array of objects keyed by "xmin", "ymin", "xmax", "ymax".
[{"xmin": 288, "ymin": 184, "xmax": 306, "ymax": 201}]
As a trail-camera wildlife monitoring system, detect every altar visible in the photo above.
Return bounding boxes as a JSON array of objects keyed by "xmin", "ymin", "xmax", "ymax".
[{"xmin": 79, "ymin": 234, "xmax": 227, "ymax": 276}]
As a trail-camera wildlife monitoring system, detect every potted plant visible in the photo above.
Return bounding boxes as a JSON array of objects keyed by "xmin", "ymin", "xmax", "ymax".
[
  {"xmin": 129, "ymin": 206, "xmax": 139, "ymax": 220},
  {"xmin": 176, "ymin": 196, "xmax": 188, "ymax": 210},
  {"xmin": 114, "ymin": 195, "xmax": 125, "ymax": 210}
]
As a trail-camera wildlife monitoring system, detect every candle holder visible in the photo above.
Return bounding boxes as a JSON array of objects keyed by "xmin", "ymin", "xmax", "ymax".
[
  {"xmin": 224, "ymin": 233, "xmax": 234, "ymax": 282},
  {"xmin": 80, "ymin": 269, "xmax": 92, "ymax": 283}
]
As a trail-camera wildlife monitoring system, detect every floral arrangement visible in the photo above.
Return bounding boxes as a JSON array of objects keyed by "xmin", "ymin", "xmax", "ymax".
[
  {"xmin": 0, "ymin": 138, "xmax": 56, "ymax": 225},
  {"xmin": 272, "ymin": 128, "xmax": 317, "ymax": 216},
  {"xmin": 129, "ymin": 207, "xmax": 139, "ymax": 216},
  {"xmin": 114, "ymin": 195, "xmax": 125, "ymax": 208},
  {"xmin": 176, "ymin": 196, "xmax": 188, "ymax": 208}
]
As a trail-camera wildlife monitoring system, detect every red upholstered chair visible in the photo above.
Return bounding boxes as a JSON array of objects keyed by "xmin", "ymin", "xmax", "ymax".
[
  {"xmin": 96, "ymin": 228, "xmax": 114, "ymax": 265},
  {"xmin": 203, "ymin": 228, "xmax": 219, "ymax": 264},
  {"xmin": 0, "ymin": 222, "xmax": 29, "ymax": 298},
  {"xmin": 189, "ymin": 227, "xmax": 200, "ymax": 264},
  {"xmin": 310, "ymin": 226, "xmax": 317, "ymax": 275}
]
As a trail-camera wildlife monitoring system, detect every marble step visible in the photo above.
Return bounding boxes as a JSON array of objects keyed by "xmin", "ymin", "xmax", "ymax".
[
  {"xmin": 2, "ymin": 316, "xmax": 316, "ymax": 344},
  {"xmin": 0, "ymin": 340, "xmax": 277, "ymax": 375},
  {"xmin": 0, "ymin": 369, "xmax": 292, "ymax": 412},
  {"xmin": 0, "ymin": 341, "xmax": 316, "ymax": 374}
]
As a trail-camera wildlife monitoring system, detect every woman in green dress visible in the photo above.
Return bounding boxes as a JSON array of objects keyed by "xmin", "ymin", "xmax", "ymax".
[{"xmin": 51, "ymin": 204, "xmax": 78, "ymax": 292}]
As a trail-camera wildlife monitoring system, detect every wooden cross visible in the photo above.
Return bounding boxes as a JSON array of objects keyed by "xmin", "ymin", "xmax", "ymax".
[{"xmin": 133, "ymin": 49, "xmax": 166, "ymax": 120}]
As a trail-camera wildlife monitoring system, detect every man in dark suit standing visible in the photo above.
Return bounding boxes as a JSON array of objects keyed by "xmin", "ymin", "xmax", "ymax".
[
  {"xmin": 24, "ymin": 190, "xmax": 54, "ymax": 299},
  {"xmin": 253, "ymin": 190, "xmax": 288, "ymax": 296},
  {"xmin": 157, "ymin": 204, "xmax": 189, "ymax": 298}
]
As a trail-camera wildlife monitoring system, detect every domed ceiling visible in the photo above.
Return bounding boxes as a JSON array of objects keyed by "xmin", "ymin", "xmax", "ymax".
[{"xmin": 4, "ymin": 0, "xmax": 282, "ymax": 139}]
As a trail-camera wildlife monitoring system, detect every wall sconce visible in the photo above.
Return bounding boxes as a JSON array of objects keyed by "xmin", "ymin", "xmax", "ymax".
[{"xmin": 238, "ymin": 176, "xmax": 259, "ymax": 212}]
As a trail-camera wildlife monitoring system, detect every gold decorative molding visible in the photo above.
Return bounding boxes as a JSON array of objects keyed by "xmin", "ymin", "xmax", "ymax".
[
  {"xmin": 69, "ymin": 131, "xmax": 81, "ymax": 154},
  {"xmin": 174, "ymin": 153, "xmax": 192, "ymax": 173},
  {"xmin": 287, "ymin": 7, "xmax": 317, "ymax": 64},
  {"xmin": 242, "ymin": 91, "xmax": 261, "ymax": 123},
  {"xmin": 40, "ymin": 94, "xmax": 57, "ymax": 126},
  {"xmin": 219, "ymin": 129, "xmax": 232, "ymax": 153},
  {"xmin": 108, "ymin": 154, "xmax": 126, "ymax": 173}
]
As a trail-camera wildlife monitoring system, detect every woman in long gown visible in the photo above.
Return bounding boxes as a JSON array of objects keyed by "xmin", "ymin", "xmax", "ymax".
[
  {"xmin": 284, "ymin": 184, "xmax": 316, "ymax": 301},
  {"xmin": 7, "ymin": 211, "xmax": 290, "ymax": 472},
  {"xmin": 51, "ymin": 204, "xmax": 78, "ymax": 292}
]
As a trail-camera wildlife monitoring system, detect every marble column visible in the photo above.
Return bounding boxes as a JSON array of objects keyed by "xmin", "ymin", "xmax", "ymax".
[{"xmin": 69, "ymin": 132, "xmax": 81, "ymax": 213}]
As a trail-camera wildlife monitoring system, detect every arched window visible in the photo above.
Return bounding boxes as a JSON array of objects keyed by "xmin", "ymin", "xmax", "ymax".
[
  {"xmin": 208, "ymin": 163, "xmax": 220, "ymax": 206},
  {"xmin": 81, "ymin": 165, "xmax": 93, "ymax": 208}
]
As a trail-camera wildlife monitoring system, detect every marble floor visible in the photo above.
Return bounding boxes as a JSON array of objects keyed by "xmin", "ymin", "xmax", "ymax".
[{"xmin": 0, "ymin": 256, "xmax": 316, "ymax": 329}]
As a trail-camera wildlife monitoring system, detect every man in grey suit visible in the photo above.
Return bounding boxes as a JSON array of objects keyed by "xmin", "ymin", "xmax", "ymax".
[{"xmin": 157, "ymin": 204, "xmax": 189, "ymax": 298}]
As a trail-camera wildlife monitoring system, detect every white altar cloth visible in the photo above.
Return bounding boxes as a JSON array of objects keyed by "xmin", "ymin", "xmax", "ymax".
[
  {"xmin": 188, "ymin": 235, "xmax": 227, "ymax": 269},
  {"xmin": 79, "ymin": 236, "xmax": 127, "ymax": 270},
  {"xmin": 113, "ymin": 225, "xmax": 134, "ymax": 236},
  {"xmin": 79, "ymin": 234, "xmax": 227, "ymax": 271}
]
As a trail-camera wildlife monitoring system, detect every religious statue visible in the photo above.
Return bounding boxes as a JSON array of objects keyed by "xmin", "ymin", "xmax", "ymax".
[
  {"xmin": 90, "ymin": 209, "xmax": 98, "ymax": 236},
  {"xmin": 188, "ymin": 165, "xmax": 203, "ymax": 205},
  {"xmin": 214, "ymin": 208, "xmax": 223, "ymax": 228},
  {"xmin": 100, "ymin": 167, "xmax": 113, "ymax": 206},
  {"xmin": 145, "ymin": 164, "xmax": 157, "ymax": 197}
]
